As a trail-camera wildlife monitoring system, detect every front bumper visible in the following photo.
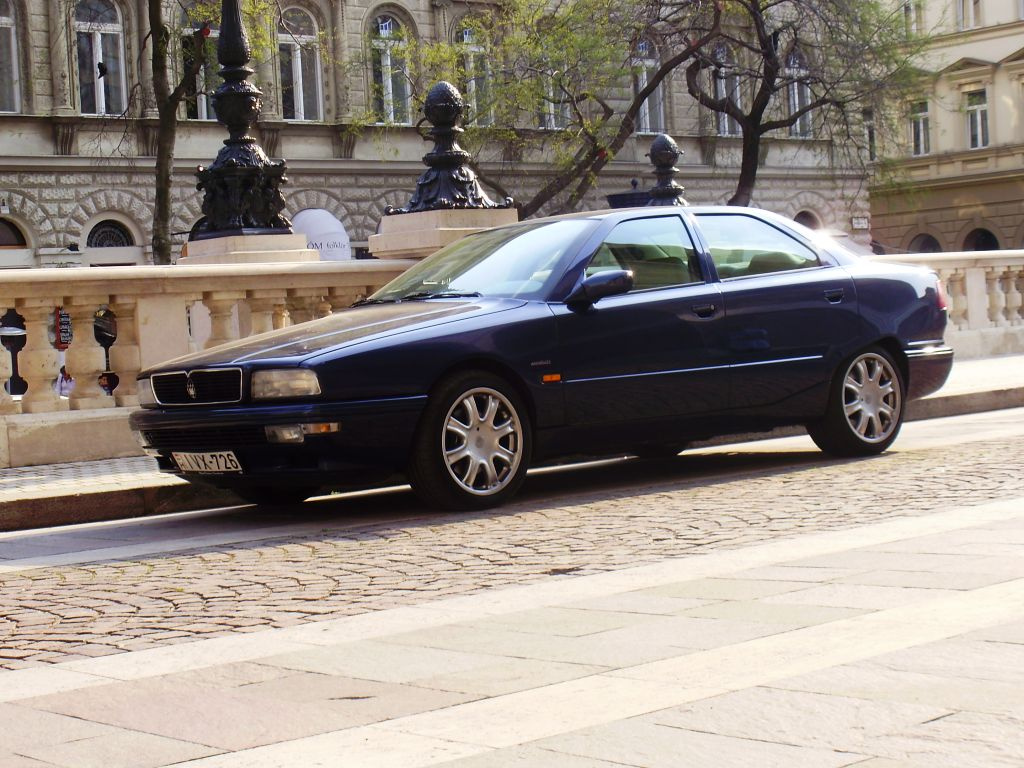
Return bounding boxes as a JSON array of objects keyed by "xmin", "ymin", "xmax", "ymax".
[
  {"xmin": 905, "ymin": 345, "xmax": 954, "ymax": 400},
  {"xmin": 129, "ymin": 396, "xmax": 427, "ymax": 489}
]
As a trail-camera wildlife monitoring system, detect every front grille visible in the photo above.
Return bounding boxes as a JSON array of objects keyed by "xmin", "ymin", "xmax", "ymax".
[
  {"xmin": 152, "ymin": 368, "xmax": 243, "ymax": 405},
  {"xmin": 143, "ymin": 425, "xmax": 266, "ymax": 451}
]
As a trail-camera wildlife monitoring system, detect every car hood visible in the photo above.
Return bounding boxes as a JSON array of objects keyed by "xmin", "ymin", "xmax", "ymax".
[{"xmin": 145, "ymin": 298, "xmax": 528, "ymax": 371}]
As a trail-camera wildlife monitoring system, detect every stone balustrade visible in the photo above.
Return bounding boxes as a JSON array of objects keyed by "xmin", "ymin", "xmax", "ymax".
[
  {"xmin": 873, "ymin": 250, "xmax": 1024, "ymax": 359},
  {"xmin": 0, "ymin": 259, "xmax": 412, "ymax": 419}
]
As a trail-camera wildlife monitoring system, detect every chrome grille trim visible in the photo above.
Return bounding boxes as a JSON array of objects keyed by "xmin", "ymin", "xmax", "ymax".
[{"xmin": 151, "ymin": 368, "xmax": 243, "ymax": 406}]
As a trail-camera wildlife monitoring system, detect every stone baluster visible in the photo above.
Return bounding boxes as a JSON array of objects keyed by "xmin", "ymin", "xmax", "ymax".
[
  {"xmin": 246, "ymin": 296, "xmax": 278, "ymax": 336},
  {"xmin": 203, "ymin": 293, "xmax": 242, "ymax": 349},
  {"xmin": 0, "ymin": 329, "xmax": 17, "ymax": 415},
  {"xmin": 1003, "ymin": 266, "xmax": 1022, "ymax": 327},
  {"xmin": 315, "ymin": 297, "xmax": 333, "ymax": 318},
  {"xmin": 107, "ymin": 297, "xmax": 141, "ymax": 407},
  {"xmin": 65, "ymin": 298, "xmax": 115, "ymax": 410},
  {"xmin": 329, "ymin": 289, "xmax": 362, "ymax": 311},
  {"xmin": 986, "ymin": 267, "xmax": 1007, "ymax": 327},
  {"xmin": 14, "ymin": 299, "xmax": 65, "ymax": 413},
  {"xmin": 286, "ymin": 295, "xmax": 321, "ymax": 325},
  {"xmin": 946, "ymin": 270, "xmax": 968, "ymax": 330},
  {"xmin": 273, "ymin": 303, "xmax": 291, "ymax": 329}
]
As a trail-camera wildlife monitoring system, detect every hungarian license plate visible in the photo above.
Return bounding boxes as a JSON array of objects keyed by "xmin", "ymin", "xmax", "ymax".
[{"xmin": 173, "ymin": 451, "xmax": 242, "ymax": 474}]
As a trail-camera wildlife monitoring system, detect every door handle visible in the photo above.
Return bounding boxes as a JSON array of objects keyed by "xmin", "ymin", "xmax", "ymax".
[
  {"xmin": 824, "ymin": 289, "xmax": 845, "ymax": 304},
  {"xmin": 691, "ymin": 303, "xmax": 717, "ymax": 318}
]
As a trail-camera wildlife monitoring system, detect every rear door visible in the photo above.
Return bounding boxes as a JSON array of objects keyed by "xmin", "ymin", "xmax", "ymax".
[
  {"xmin": 692, "ymin": 212, "xmax": 861, "ymax": 416},
  {"xmin": 552, "ymin": 214, "xmax": 729, "ymax": 428}
]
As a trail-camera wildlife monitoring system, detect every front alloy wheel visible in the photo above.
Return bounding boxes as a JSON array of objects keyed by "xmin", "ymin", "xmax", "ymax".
[
  {"xmin": 809, "ymin": 347, "xmax": 905, "ymax": 456},
  {"xmin": 443, "ymin": 387, "xmax": 524, "ymax": 496},
  {"xmin": 409, "ymin": 372, "xmax": 531, "ymax": 510}
]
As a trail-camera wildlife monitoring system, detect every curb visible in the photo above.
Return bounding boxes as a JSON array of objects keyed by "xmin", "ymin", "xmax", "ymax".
[{"xmin": 3, "ymin": 387, "xmax": 1022, "ymax": 532}]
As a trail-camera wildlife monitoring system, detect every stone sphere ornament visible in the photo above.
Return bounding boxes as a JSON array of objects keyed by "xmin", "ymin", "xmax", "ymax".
[
  {"xmin": 646, "ymin": 133, "xmax": 688, "ymax": 207},
  {"xmin": 387, "ymin": 81, "xmax": 514, "ymax": 215}
]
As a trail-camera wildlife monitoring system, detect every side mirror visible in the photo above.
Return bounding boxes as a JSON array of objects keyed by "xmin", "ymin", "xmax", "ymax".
[{"xmin": 566, "ymin": 269, "xmax": 634, "ymax": 310}]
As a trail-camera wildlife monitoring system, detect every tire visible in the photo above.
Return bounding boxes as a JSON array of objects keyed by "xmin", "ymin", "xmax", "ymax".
[
  {"xmin": 408, "ymin": 371, "xmax": 531, "ymax": 511},
  {"xmin": 232, "ymin": 486, "xmax": 314, "ymax": 506},
  {"xmin": 808, "ymin": 346, "xmax": 905, "ymax": 457}
]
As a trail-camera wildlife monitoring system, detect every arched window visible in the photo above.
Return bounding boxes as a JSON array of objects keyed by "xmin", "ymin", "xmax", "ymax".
[
  {"xmin": 786, "ymin": 48, "xmax": 812, "ymax": 138},
  {"xmin": 963, "ymin": 228, "xmax": 998, "ymax": 251},
  {"xmin": 711, "ymin": 43, "xmax": 740, "ymax": 137},
  {"xmin": 181, "ymin": 12, "xmax": 219, "ymax": 120},
  {"xmin": 75, "ymin": 0, "xmax": 127, "ymax": 115},
  {"xmin": 371, "ymin": 14, "xmax": 410, "ymax": 124},
  {"xmin": 909, "ymin": 233, "xmax": 941, "ymax": 253},
  {"xmin": 631, "ymin": 38, "xmax": 664, "ymax": 134},
  {"xmin": 0, "ymin": 218, "xmax": 26, "ymax": 247},
  {"xmin": 794, "ymin": 210, "xmax": 820, "ymax": 229},
  {"xmin": 0, "ymin": 0, "xmax": 19, "ymax": 113},
  {"xmin": 279, "ymin": 8, "xmax": 322, "ymax": 121},
  {"xmin": 86, "ymin": 219, "xmax": 133, "ymax": 247},
  {"xmin": 458, "ymin": 26, "xmax": 492, "ymax": 127}
]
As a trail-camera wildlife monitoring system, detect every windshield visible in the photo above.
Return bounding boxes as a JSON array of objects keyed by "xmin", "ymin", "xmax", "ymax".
[{"xmin": 367, "ymin": 219, "xmax": 597, "ymax": 302}]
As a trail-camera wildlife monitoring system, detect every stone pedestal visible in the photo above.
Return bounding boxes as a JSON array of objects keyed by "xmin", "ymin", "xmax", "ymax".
[
  {"xmin": 178, "ymin": 233, "xmax": 319, "ymax": 265},
  {"xmin": 369, "ymin": 208, "xmax": 519, "ymax": 261}
]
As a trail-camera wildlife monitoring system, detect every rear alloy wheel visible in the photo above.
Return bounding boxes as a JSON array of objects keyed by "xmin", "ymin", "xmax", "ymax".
[
  {"xmin": 808, "ymin": 347, "xmax": 905, "ymax": 456},
  {"xmin": 409, "ymin": 372, "xmax": 531, "ymax": 510}
]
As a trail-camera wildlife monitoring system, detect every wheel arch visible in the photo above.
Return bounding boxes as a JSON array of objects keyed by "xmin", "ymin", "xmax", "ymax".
[
  {"xmin": 872, "ymin": 337, "xmax": 910, "ymax": 390},
  {"xmin": 427, "ymin": 357, "xmax": 539, "ymax": 430}
]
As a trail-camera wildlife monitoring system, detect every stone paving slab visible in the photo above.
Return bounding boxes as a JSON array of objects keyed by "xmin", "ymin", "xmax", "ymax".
[
  {"xmin": 1, "ymin": 353, "xmax": 1023, "ymax": 531},
  {"xmin": 2, "ymin": 496, "xmax": 1023, "ymax": 767}
]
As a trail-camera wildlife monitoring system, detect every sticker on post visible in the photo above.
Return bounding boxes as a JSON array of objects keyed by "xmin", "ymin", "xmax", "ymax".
[{"xmin": 172, "ymin": 451, "xmax": 242, "ymax": 473}]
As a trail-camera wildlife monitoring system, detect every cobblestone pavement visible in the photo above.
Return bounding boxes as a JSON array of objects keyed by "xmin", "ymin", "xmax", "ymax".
[{"xmin": 1, "ymin": 433, "xmax": 1021, "ymax": 671}]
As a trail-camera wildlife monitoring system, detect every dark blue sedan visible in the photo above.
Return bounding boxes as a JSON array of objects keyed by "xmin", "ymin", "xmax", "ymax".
[{"xmin": 130, "ymin": 207, "xmax": 953, "ymax": 509}]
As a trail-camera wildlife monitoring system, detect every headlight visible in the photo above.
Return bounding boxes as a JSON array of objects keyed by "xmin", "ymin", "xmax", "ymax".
[
  {"xmin": 251, "ymin": 369, "xmax": 321, "ymax": 400},
  {"xmin": 137, "ymin": 377, "xmax": 156, "ymax": 406}
]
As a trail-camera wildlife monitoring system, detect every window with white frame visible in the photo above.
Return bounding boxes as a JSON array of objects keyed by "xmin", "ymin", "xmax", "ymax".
[
  {"xmin": 863, "ymin": 109, "xmax": 877, "ymax": 161},
  {"xmin": 631, "ymin": 38, "xmax": 664, "ymax": 134},
  {"xmin": 181, "ymin": 15, "xmax": 218, "ymax": 120},
  {"xmin": 0, "ymin": 0, "xmax": 18, "ymax": 113},
  {"xmin": 910, "ymin": 100, "xmax": 930, "ymax": 155},
  {"xmin": 786, "ymin": 49, "xmax": 812, "ymax": 137},
  {"xmin": 956, "ymin": 0, "xmax": 981, "ymax": 29},
  {"xmin": 966, "ymin": 89, "xmax": 989, "ymax": 148},
  {"xmin": 371, "ymin": 14, "xmax": 410, "ymax": 124},
  {"xmin": 538, "ymin": 68, "xmax": 570, "ymax": 130},
  {"xmin": 711, "ymin": 43, "xmax": 741, "ymax": 136},
  {"xmin": 75, "ymin": 0, "xmax": 126, "ymax": 115},
  {"xmin": 458, "ymin": 27, "xmax": 492, "ymax": 126},
  {"xmin": 903, "ymin": 1, "xmax": 924, "ymax": 35},
  {"xmin": 279, "ymin": 8, "xmax": 322, "ymax": 121}
]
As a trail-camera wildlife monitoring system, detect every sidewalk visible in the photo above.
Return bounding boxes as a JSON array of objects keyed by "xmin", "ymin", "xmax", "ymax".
[
  {"xmin": 2, "ymin": 495, "xmax": 1022, "ymax": 767},
  {"xmin": 1, "ymin": 353, "xmax": 1023, "ymax": 532}
]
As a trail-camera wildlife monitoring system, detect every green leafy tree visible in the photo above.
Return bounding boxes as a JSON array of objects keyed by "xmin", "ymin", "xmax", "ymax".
[
  {"xmin": 684, "ymin": 0, "xmax": 930, "ymax": 206},
  {"xmin": 372, "ymin": 0, "xmax": 723, "ymax": 217}
]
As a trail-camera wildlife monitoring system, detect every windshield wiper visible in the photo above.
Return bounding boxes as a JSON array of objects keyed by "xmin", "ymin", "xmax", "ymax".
[
  {"xmin": 351, "ymin": 297, "xmax": 399, "ymax": 306},
  {"xmin": 401, "ymin": 291, "xmax": 483, "ymax": 301}
]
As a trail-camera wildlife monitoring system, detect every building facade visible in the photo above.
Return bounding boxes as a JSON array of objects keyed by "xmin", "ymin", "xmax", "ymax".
[
  {"xmin": 870, "ymin": 0, "xmax": 1024, "ymax": 253},
  {"xmin": 0, "ymin": 0, "xmax": 872, "ymax": 268}
]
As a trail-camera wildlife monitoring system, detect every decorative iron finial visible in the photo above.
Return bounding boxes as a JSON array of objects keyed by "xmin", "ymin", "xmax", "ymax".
[
  {"xmin": 386, "ymin": 81, "xmax": 513, "ymax": 215},
  {"xmin": 646, "ymin": 134, "xmax": 688, "ymax": 207},
  {"xmin": 190, "ymin": 0, "xmax": 292, "ymax": 240}
]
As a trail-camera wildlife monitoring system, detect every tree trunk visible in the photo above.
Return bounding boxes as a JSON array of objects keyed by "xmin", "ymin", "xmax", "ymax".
[
  {"xmin": 152, "ymin": 106, "xmax": 177, "ymax": 264},
  {"xmin": 728, "ymin": 127, "xmax": 761, "ymax": 207},
  {"xmin": 148, "ymin": 1, "xmax": 174, "ymax": 265}
]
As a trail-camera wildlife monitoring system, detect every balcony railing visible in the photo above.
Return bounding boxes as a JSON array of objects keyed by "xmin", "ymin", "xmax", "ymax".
[
  {"xmin": 873, "ymin": 250, "xmax": 1024, "ymax": 358},
  {"xmin": 1, "ymin": 260, "xmax": 412, "ymax": 416}
]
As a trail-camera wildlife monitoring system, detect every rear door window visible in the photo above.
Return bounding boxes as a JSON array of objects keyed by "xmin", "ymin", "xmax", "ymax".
[{"xmin": 695, "ymin": 213, "xmax": 821, "ymax": 279}]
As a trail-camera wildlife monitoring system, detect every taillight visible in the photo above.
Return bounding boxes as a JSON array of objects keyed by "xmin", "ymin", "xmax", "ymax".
[{"xmin": 935, "ymin": 277, "xmax": 948, "ymax": 311}]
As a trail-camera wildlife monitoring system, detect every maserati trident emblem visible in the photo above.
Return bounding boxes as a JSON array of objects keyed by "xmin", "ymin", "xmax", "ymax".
[{"xmin": 185, "ymin": 375, "xmax": 198, "ymax": 400}]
